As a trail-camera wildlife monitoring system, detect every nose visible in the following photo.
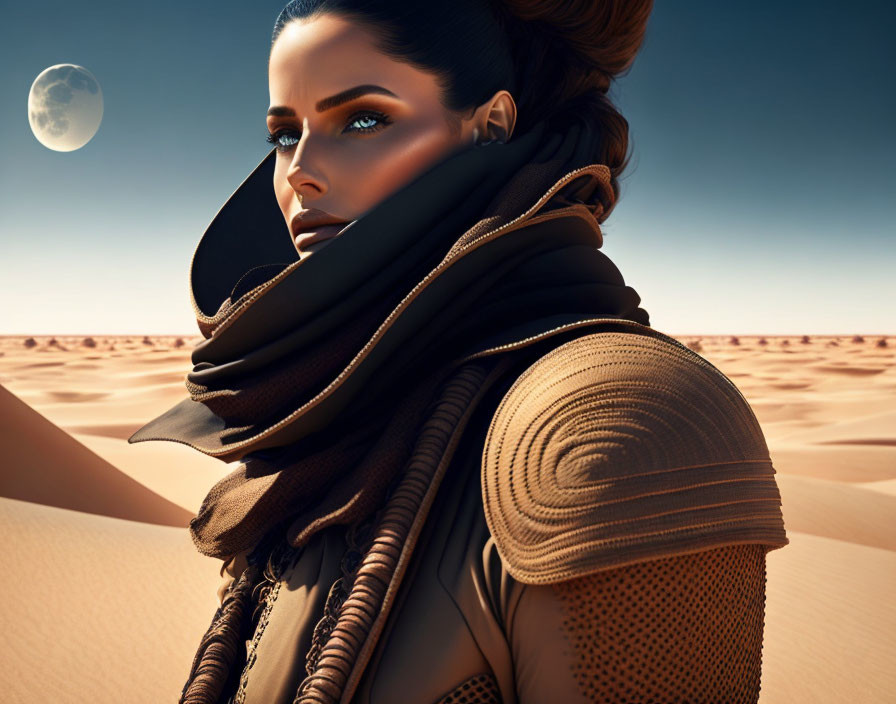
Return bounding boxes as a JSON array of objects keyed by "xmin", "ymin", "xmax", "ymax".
[{"xmin": 285, "ymin": 129, "xmax": 328, "ymax": 202}]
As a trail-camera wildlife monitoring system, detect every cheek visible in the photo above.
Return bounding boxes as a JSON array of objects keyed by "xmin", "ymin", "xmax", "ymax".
[
  {"xmin": 339, "ymin": 122, "xmax": 460, "ymax": 213},
  {"xmin": 268, "ymin": 120, "xmax": 463, "ymax": 221},
  {"xmin": 273, "ymin": 161, "xmax": 294, "ymax": 217}
]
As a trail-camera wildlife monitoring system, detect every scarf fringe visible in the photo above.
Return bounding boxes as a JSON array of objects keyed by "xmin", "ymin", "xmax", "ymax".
[
  {"xmin": 177, "ymin": 358, "xmax": 512, "ymax": 703},
  {"xmin": 179, "ymin": 563, "xmax": 263, "ymax": 704},
  {"xmin": 294, "ymin": 358, "xmax": 510, "ymax": 704}
]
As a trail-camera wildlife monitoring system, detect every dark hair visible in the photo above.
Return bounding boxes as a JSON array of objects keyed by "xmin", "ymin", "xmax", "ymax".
[{"xmin": 271, "ymin": 0, "xmax": 653, "ymax": 203}]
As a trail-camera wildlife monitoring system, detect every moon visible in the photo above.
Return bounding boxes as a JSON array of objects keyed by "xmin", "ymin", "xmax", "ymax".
[{"xmin": 28, "ymin": 64, "xmax": 103, "ymax": 152}]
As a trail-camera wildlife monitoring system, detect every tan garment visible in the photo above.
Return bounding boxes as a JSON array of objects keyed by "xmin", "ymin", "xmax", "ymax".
[
  {"xmin": 216, "ymin": 328, "xmax": 787, "ymax": 703},
  {"xmin": 137, "ymin": 121, "xmax": 661, "ymax": 704}
]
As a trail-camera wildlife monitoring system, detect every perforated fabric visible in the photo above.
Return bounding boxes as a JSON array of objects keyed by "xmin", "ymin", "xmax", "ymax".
[
  {"xmin": 434, "ymin": 673, "xmax": 502, "ymax": 704},
  {"xmin": 551, "ymin": 543, "xmax": 767, "ymax": 703}
]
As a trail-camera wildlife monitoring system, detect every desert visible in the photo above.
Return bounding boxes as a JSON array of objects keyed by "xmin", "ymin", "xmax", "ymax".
[{"xmin": 1, "ymin": 332, "xmax": 894, "ymax": 703}]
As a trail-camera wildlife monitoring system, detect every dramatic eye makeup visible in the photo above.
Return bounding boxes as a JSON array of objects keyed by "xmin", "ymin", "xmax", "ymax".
[
  {"xmin": 265, "ymin": 83, "xmax": 400, "ymax": 152},
  {"xmin": 265, "ymin": 108, "xmax": 394, "ymax": 152}
]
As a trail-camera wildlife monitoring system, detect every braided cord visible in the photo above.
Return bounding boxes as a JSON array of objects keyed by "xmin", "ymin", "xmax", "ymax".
[{"xmin": 298, "ymin": 474, "xmax": 402, "ymax": 693}]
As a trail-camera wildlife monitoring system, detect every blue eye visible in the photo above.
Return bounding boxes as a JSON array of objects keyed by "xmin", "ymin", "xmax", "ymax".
[
  {"xmin": 353, "ymin": 116, "xmax": 376, "ymax": 129},
  {"xmin": 265, "ymin": 130, "xmax": 299, "ymax": 153},
  {"xmin": 348, "ymin": 112, "xmax": 381, "ymax": 132},
  {"xmin": 265, "ymin": 110, "xmax": 393, "ymax": 152},
  {"xmin": 345, "ymin": 112, "xmax": 389, "ymax": 133}
]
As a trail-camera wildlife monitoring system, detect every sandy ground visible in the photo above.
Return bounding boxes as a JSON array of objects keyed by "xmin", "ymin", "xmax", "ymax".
[{"xmin": 0, "ymin": 333, "xmax": 893, "ymax": 703}]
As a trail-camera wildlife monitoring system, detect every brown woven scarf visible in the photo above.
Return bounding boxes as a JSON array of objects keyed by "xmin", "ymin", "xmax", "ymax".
[{"xmin": 129, "ymin": 118, "xmax": 651, "ymax": 703}]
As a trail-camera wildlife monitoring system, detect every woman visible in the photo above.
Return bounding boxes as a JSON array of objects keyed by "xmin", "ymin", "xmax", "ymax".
[{"xmin": 130, "ymin": 1, "xmax": 788, "ymax": 702}]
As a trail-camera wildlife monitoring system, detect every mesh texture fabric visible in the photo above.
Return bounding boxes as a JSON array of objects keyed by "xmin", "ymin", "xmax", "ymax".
[
  {"xmin": 434, "ymin": 673, "xmax": 502, "ymax": 704},
  {"xmin": 551, "ymin": 543, "xmax": 768, "ymax": 703}
]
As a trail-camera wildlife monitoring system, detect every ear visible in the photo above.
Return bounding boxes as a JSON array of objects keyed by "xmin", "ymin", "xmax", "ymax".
[{"xmin": 474, "ymin": 90, "xmax": 517, "ymax": 143}]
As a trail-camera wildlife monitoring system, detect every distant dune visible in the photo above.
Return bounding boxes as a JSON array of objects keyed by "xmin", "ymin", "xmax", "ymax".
[
  {"xmin": 0, "ymin": 383, "xmax": 193, "ymax": 527},
  {"xmin": 0, "ymin": 333, "xmax": 893, "ymax": 703}
]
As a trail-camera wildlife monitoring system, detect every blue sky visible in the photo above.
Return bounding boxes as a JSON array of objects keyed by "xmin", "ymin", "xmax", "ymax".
[{"xmin": 1, "ymin": 0, "xmax": 893, "ymax": 335}]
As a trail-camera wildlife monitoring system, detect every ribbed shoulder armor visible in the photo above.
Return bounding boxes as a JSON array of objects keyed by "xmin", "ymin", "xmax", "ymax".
[{"xmin": 482, "ymin": 331, "xmax": 788, "ymax": 585}]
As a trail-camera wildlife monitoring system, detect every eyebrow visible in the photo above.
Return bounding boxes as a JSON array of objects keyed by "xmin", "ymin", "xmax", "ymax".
[{"xmin": 267, "ymin": 84, "xmax": 399, "ymax": 118}]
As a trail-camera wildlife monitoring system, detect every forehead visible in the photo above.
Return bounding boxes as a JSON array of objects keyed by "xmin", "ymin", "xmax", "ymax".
[{"xmin": 268, "ymin": 14, "xmax": 442, "ymax": 107}]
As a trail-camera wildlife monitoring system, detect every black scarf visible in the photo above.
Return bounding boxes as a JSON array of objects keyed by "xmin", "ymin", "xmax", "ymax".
[{"xmin": 128, "ymin": 119, "xmax": 650, "ymax": 561}]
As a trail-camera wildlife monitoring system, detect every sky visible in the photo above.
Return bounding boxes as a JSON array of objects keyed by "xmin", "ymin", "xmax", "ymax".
[{"xmin": 0, "ymin": 0, "xmax": 893, "ymax": 335}]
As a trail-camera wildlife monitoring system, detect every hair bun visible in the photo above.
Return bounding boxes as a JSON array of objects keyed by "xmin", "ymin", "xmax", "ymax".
[
  {"xmin": 491, "ymin": 1, "xmax": 654, "ymax": 222},
  {"xmin": 497, "ymin": 0, "xmax": 653, "ymax": 93}
]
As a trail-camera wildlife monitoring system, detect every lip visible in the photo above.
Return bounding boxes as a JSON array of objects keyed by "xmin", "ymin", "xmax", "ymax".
[
  {"xmin": 290, "ymin": 208, "xmax": 349, "ymax": 237},
  {"xmin": 290, "ymin": 208, "xmax": 351, "ymax": 253},
  {"xmin": 294, "ymin": 223, "xmax": 349, "ymax": 251}
]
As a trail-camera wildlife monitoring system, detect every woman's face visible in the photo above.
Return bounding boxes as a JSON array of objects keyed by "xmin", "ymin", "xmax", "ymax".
[{"xmin": 268, "ymin": 13, "xmax": 496, "ymax": 259}]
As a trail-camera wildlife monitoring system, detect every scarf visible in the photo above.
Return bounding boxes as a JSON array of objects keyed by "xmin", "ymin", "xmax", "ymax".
[{"xmin": 129, "ymin": 118, "xmax": 650, "ymax": 703}]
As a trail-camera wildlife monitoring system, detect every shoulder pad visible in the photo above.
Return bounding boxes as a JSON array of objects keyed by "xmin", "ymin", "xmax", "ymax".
[{"xmin": 482, "ymin": 331, "xmax": 788, "ymax": 585}]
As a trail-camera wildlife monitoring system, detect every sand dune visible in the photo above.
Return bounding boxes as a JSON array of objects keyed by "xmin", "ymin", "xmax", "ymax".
[
  {"xmin": 773, "ymin": 410, "xmax": 896, "ymax": 447},
  {"xmin": 0, "ymin": 333, "xmax": 893, "ymax": 703},
  {"xmin": 762, "ymin": 531, "xmax": 896, "ymax": 704},
  {"xmin": 769, "ymin": 444, "xmax": 896, "ymax": 483},
  {"xmin": 0, "ymin": 496, "xmax": 221, "ymax": 704},
  {"xmin": 0, "ymin": 383, "xmax": 193, "ymax": 527},
  {"xmin": 862, "ymin": 478, "xmax": 896, "ymax": 497},
  {"xmin": 775, "ymin": 473, "xmax": 896, "ymax": 551},
  {"xmin": 0, "ymin": 336, "xmax": 230, "ymax": 514},
  {"xmin": 63, "ymin": 431, "xmax": 233, "ymax": 515}
]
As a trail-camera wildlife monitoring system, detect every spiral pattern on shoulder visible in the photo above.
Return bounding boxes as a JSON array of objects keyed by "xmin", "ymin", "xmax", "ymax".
[{"xmin": 482, "ymin": 331, "xmax": 789, "ymax": 585}]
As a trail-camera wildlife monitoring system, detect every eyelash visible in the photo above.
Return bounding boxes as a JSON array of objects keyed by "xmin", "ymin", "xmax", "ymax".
[{"xmin": 265, "ymin": 110, "xmax": 393, "ymax": 152}]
